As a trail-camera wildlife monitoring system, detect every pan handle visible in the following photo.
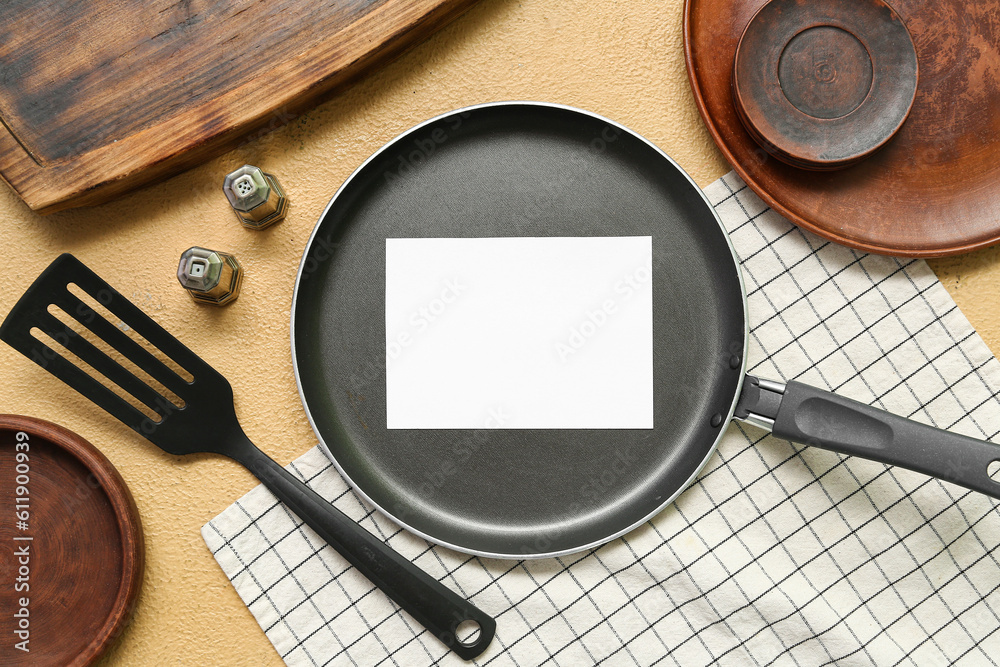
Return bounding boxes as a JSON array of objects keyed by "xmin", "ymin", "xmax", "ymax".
[
  {"xmin": 736, "ymin": 375, "xmax": 1000, "ymax": 500},
  {"xmin": 233, "ymin": 438, "xmax": 496, "ymax": 660}
]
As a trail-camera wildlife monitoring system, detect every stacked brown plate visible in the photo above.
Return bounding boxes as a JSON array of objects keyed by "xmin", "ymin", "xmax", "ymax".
[
  {"xmin": 0, "ymin": 415, "xmax": 143, "ymax": 666},
  {"xmin": 685, "ymin": 0, "xmax": 1000, "ymax": 257}
]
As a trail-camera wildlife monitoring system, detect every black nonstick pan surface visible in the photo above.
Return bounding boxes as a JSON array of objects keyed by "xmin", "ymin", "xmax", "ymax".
[{"xmin": 292, "ymin": 102, "xmax": 1000, "ymax": 559}]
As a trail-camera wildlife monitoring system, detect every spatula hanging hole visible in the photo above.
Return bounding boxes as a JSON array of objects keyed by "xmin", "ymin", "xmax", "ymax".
[
  {"xmin": 68, "ymin": 283, "xmax": 195, "ymax": 383},
  {"xmin": 29, "ymin": 327, "xmax": 163, "ymax": 424},
  {"xmin": 988, "ymin": 461, "xmax": 1000, "ymax": 484},
  {"xmin": 455, "ymin": 620, "xmax": 482, "ymax": 647},
  {"xmin": 48, "ymin": 304, "xmax": 185, "ymax": 410}
]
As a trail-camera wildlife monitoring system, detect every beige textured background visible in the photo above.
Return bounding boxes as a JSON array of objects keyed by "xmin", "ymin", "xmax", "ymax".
[{"xmin": 1, "ymin": 0, "xmax": 998, "ymax": 664}]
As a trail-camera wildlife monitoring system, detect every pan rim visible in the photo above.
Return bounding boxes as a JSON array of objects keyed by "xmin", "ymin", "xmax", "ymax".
[{"xmin": 290, "ymin": 100, "xmax": 750, "ymax": 559}]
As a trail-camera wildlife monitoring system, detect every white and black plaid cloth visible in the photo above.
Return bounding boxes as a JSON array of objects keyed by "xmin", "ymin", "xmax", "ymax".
[{"xmin": 203, "ymin": 172, "xmax": 1000, "ymax": 666}]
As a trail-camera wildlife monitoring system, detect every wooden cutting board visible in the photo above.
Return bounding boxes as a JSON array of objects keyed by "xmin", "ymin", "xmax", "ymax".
[{"xmin": 0, "ymin": 0, "xmax": 479, "ymax": 214}]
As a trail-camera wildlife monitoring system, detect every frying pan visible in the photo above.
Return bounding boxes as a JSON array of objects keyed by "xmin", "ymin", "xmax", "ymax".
[{"xmin": 292, "ymin": 102, "xmax": 1000, "ymax": 559}]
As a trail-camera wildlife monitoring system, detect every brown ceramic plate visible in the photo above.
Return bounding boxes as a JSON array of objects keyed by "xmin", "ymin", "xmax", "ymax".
[
  {"xmin": 0, "ymin": 415, "xmax": 143, "ymax": 667},
  {"xmin": 733, "ymin": 0, "xmax": 918, "ymax": 171},
  {"xmin": 685, "ymin": 0, "xmax": 1000, "ymax": 257}
]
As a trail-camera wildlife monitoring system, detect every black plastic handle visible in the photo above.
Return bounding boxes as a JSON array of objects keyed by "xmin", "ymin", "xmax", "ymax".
[
  {"xmin": 234, "ymin": 438, "xmax": 495, "ymax": 660},
  {"xmin": 770, "ymin": 379, "xmax": 1000, "ymax": 500}
]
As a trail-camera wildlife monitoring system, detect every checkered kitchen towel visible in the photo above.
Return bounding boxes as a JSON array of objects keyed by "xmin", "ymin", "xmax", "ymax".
[{"xmin": 203, "ymin": 172, "xmax": 1000, "ymax": 666}]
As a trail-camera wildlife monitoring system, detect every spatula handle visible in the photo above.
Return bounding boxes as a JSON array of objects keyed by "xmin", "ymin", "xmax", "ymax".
[{"xmin": 236, "ymin": 441, "xmax": 495, "ymax": 661}]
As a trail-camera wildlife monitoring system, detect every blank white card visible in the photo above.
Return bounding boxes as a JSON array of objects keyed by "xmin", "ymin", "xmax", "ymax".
[{"xmin": 385, "ymin": 237, "xmax": 653, "ymax": 429}]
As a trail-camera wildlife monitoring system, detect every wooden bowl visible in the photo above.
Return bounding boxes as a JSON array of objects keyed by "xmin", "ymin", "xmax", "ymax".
[
  {"xmin": 685, "ymin": 0, "xmax": 1000, "ymax": 257},
  {"xmin": 0, "ymin": 415, "xmax": 143, "ymax": 666},
  {"xmin": 733, "ymin": 0, "xmax": 918, "ymax": 170}
]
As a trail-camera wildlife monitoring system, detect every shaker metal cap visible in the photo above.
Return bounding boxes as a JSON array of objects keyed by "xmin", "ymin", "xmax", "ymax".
[
  {"xmin": 222, "ymin": 165, "xmax": 288, "ymax": 229},
  {"xmin": 177, "ymin": 246, "xmax": 243, "ymax": 306}
]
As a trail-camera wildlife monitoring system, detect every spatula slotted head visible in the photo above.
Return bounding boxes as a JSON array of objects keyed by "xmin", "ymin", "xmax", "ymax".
[{"xmin": 0, "ymin": 254, "xmax": 239, "ymax": 456}]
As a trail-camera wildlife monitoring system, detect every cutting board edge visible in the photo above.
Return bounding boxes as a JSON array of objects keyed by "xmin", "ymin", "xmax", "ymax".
[{"xmin": 0, "ymin": 0, "xmax": 480, "ymax": 215}]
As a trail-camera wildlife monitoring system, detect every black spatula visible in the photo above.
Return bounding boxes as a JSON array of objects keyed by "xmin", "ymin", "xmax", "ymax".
[{"xmin": 0, "ymin": 254, "xmax": 495, "ymax": 660}]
